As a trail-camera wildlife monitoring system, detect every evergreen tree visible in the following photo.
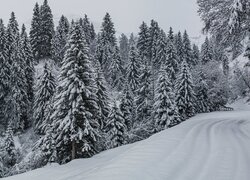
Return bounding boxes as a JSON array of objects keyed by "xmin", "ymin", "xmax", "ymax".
[
  {"xmin": 201, "ymin": 37, "xmax": 213, "ymax": 64},
  {"xmin": 95, "ymin": 65, "xmax": 110, "ymax": 129},
  {"xmin": 154, "ymin": 70, "xmax": 180, "ymax": 131},
  {"xmin": 80, "ymin": 14, "xmax": 93, "ymax": 45},
  {"xmin": 154, "ymin": 29, "xmax": 168, "ymax": 69},
  {"xmin": 52, "ymin": 15, "xmax": 69, "ymax": 65},
  {"xmin": 137, "ymin": 22, "xmax": 150, "ymax": 63},
  {"xmin": 165, "ymin": 37, "xmax": 179, "ymax": 81},
  {"xmin": 50, "ymin": 24, "xmax": 100, "ymax": 162},
  {"xmin": 149, "ymin": 20, "xmax": 160, "ymax": 67},
  {"xmin": 175, "ymin": 61, "xmax": 196, "ymax": 118},
  {"xmin": 126, "ymin": 41, "xmax": 140, "ymax": 93},
  {"xmin": 182, "ymin": 30, "xmax": 194, "ymax": 66},
  {"xmin": 119, "ymin": 33, "xmax": 129, "ymax": 68},
  {"xmin": 174, "ymin": 31, "xmax": 184, "ymax": 64},
  {"xmin": 120, "ymin": 83, "xmax": 135, "ymax": 131},
  {"xmin": 40, "ymin": 0, "xmax": 54, "ymax": 59},
  {"xmin": 30, "ymin": 2, "xmax": 41, "ymax": 61},
  {"xmin": 106, "ymin": 102, "xmax": 126, "ymax": 148},
  {"xmin": 192, "ymin": 44, "xmax": 200, "ymax": 66},
  {"xmin": 34, "ymin": 63, "xmax": 56, "ymax": 134},
  {"xmin": 168, "ymin": 27, "xmax": 174, "ymax": 42},
  {"xmin": 4, "ymin": 123, "xmax": 17, "ymax": 167}
]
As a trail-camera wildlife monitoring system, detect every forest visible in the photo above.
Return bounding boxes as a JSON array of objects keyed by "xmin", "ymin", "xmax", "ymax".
[{"xmin": 0, "ymin": 0, "xmax": 250, "ymax": 178}]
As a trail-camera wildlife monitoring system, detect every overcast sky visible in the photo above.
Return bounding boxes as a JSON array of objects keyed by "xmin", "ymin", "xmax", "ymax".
[{"xmin": 0, "ymin": 0, "xmax": 203, "ymax": 39}]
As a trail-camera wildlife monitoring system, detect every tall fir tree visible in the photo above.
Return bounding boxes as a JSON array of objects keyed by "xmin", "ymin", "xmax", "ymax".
[
  {"xmin": 174, "ymin": 31, "xmax": 184, "ymax": 64},
  {"xmin": 201, "ymin": 37, "xmax": 213, "ymax": 64},
  {"xmin": 154, "ymin": 70, "xmax": 180, "ymax": 131},
  {"xmin": 182, "ymin": 30, "xmax": 194, "ymax": 66},
  {"xmin": 34, "ymin": 63, "xmax": 56, "ymax": 134},
  {"xmin": 149, "ymin": 19, "xmax": 160, "ymax": 67},
  {"xmin": 154, "ymin": 29, "xmax": 168, "ymax": 70},
  {"xmin": 4, "ymin": 123, "xmax": 17, "ymax": 167},
  {"xmin": 126, "ymin": 41, "xmax": 140, "ymax": 93},
  {"xmin": 30, "ymin": 2, "xmax": 41, "ymax": 61},
  {"xmin": 52, "ymin": 15, "xmax": 69, "ymax": 65},
  {"xmin": 168, "ymin": 27, "xmax": 174, "ymax": 42},
  {"xmin": 175, "ymin": 61, "xmax": 196, "ymax": 118},
  {"xmin": 49, "ymin": 24, "xmax": 100, "ymax": 162},
  {"xmin": 192, "ymin": 44, "xmax": 200, "ymax": 66},
  {"xmin": 40, "ymin": 0, "xmax": 54, "ymax": 59},
  {"xmin": 137, "ymin": 21, "xmax": 150, "ymax": 64},
  {"xmin": 106, "ymin": 101, "xmax": 126, "ymax": 148},
  {"xmin": 119, "ymin": 33, "xmax": 129, "ymax": 69}
]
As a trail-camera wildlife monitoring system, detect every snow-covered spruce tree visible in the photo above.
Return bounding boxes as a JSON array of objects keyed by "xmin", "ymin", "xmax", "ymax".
[
  {"xmin": 126, "ymin": 41, "xmax": 140, "ymax": 93},
  {"xmin": 194, "ymin": 68, "xmax": 211, "ymax": 113},
  {"xmin": 222, "ymin": 54, "xmax": 230, "ymax": 76},
  {"xmin": 34, "ymin": 63, "xmax": 56, "ymax": 134},
  {"xmin": 192, "ymin": 44, "xmax": 200, "ymax": 66},
  {"xmin": 5, "ymin": 12, "xmax": 29, "ymax": 131},
  {"xmin": 119, "ymin": 33, "xmax": 129, "ymax": 69},
  {"xmin": 52, "ymin": 15, "xmax": 69, "ymax": 65},
  {"xmin": 95, "ymin": 13, "xmax": 116, "ymax": 71},
  {"xmin": 20, "ymin": 24, "xmax": 35, "ymax": 108},
  {"xmin": 79, "ymin": 14, "xmax": 94, "ymax": 45},
  {"xmin": 40, "ymin": 0, "xmax": 54, "ymax": 59},
  {"xmin": 4, "ymin": 123, "xmax": 17, "ymax": 167},
  {"xmin": 175, "ymin": 61, "xmax": 196, "ymax": 119},
  {"xmin": 168, "ymin": 27, "xmax": 174, "ymax": 42},
  {"xmin": 165, "ymin": 36, "xmax": 179, "ymax": 82},
  {"xmin": 49, "ymin": 24, "xmax": 100, "ymax": 163},
  {"xmin": 182, "ymin": 30, "xmax": 194, "ymax": 66},
  {"xmin": 154, "ymin": 29, "xmax": 168, "ymax": 70},
  {"xmin": 153, "ymin": 69, "xmax": 180, "ymax": 131},
  {"xmin": 95, "ymin": 65, "xmax": 110, "ymax": 129},
  {"xmin": 108, "ymin": 45, "xmax": 124, "ymax": 90},
  {"xmin": 106, "ymin": 101, "xmax": 126, "ymax": 149},
  {"xmin": 174, "ymin": 31, "xmax": 184, "ymax": 64},
  {"xmin": 30, "ymin": 2, "xmax": 41, "ymax": 61},
  {"xmin": 137, "ymin": 21, "xmax": 150, "ymax": 64},
  {"xmin": 0, "ymin": 19, "xmax": 10, "ymax": 129},
  {"xmin": 135, "ymin": 64, "xmax": 153, "ymax": 124},
  {"xmin": 149, "ymin": 19, "xmax": 160, "ymax": 67},
  {"xmin": 120, "ymin": 83, "xmax": 135, "ymax": 131},
  {"xmin": 200, "ymin": 37, "xmax": 213, "ymax": 64}
]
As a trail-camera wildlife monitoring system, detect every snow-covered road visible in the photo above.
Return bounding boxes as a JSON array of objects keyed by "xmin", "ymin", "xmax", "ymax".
[{"xmin": 4, "ymin": 110, "xmax": 250, "ymax": 180}]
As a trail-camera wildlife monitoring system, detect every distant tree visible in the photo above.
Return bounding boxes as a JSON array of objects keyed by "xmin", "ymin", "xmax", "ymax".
[
  {"xmin": 52, "ymin": 15, "xmax": 69, "ymax": 65},
  {"xmin": 200, "ymin": 37, "xmax": 213, "ymax": 64},
  {"xmin": 174, "ymin": 31, "xmax": 184, "ymax": 64},
  {"xmin": 182, "ymin": 30, "xmax": 194, "ymax": 66},
  {"xmin": 106, "ymin": 102, "xmax": 126, "ymax": 148},
  {"xmin": 119, "ymin": 33, "xmax": 129, "ymax": 68},
  {"xmin": 40, "ymin": 0, "xmax": 54, "ymax": 59},
  {"xmin": 168, "ymin": 27, "xmax": 174, "ymax": 42},
  {"xmin": 192, "ymin": 44, "xmax": 200, "ymax": 65},
  {"xmin": 34, "ymin": 63, "xmax": 56, "ymax": 134},
  {"xmin": 137, "ymin": 21, "xmax": 150, "ymax": 64}
]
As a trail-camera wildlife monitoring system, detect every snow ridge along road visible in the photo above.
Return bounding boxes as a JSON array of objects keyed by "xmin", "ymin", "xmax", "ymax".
[{"xmin": 4, "ymin": 110, "xmax": 250, "ymax": 180}]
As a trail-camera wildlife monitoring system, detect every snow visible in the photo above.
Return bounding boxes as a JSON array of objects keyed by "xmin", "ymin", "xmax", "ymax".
[{"xmin": 4, "ymin": 103, "xmax": 250, "ymax": 180}]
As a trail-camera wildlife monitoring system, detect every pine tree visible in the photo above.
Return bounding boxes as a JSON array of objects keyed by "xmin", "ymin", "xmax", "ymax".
[
  {"xmin": 174, "ymin": 31, "xmax": 184, "ymax": 64},
  {"xmin": 95, "ymin": 65, "xmax": 110, "ymax": 129},
  {"xmin": 182, "ymin": 30, "xmax": 194, "ymax": 66},
  {"xmin": 4, "ymin": 123, "xmax": 17, "ymax": 167},
  {"xmin": 149, "ymin": 20, "xmax": 160, "ymax": 67},
  {"xmin": 34, "ymin": 63, "xmax": 56, "ymax": 134},
  {"xmin": 30, "ymin": 2, "xmax": 41, "ymax": 61},
  {"xmin": 80, "ymin": 14, "xmax": 93, "ymax": 45},
  {"xmin": 120, "ymin": 83, "xmax": 135, "ymax": 131},
  {"xmin": 175, "ymin": 61, "xmax": 196, "ymax": 118},
  {"xmin": 126, "ymin": 41, "xmax": 140, "ymax": 93},
  {"xmin": 52, "ymin": 15, "xmax": 69, "ymax": 65},
  {"xmin": 119, "ymin": 33, "xmax": 129, "ymax": 68},
  {"xmin": 165, "ymin": 37, "xmax": 179, "ymax": 81},
  {"xmin": 168, "ymin": 27, "xmax": 174, "ymax": 42},
  {"xmin": 201, "ymin": 37, "xmax": 213, "ymax": 64},
  {"xmin": 50, "ymin": 24, "xmax": 100, "ymax": 162},
  {"xmin": 137, "ymin": 22, "xmax": 150, "ymax": 63},
  {"xmin": 106, "ymin": 102, "xmax": 126, "ymax": 148},
  {"xmin": 154, "ymin": 29, "xmax": 168, "ymax": 69},
  {"xmin": 194, "ymin": 69, "xmax": 211, "ymax": 113},
  {"xmin": 154, "ymin": 70, "xmax": 180, "ymax": 131},
  {"xmin": 40, "ymin": 0, "xmax": 54, "ymax": 59},
  {"xmin": 192, "ymin": 44, "xmax": 200, "ymax": 66}
]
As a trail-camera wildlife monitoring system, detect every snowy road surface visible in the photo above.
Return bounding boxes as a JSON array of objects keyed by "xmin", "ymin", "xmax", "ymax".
[{"xmin": 4, "ymin": 110, "xmax": 250, "ymax": 180}]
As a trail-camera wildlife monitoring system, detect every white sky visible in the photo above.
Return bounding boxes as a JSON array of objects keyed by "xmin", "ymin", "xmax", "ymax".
[{"xmin": 0, "ymin": 0, "xmax": 203, "ymax": 39}]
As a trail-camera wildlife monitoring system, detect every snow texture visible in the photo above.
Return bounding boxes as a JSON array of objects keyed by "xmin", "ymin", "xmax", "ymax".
[{"xmin": 4, "ymin": 103, "xmax": 250, "ymax": 180}]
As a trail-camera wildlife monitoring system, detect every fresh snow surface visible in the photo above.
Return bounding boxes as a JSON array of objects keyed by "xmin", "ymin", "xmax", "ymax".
[{"xmin": 4, "ymin": 108, "xmax": 250, "ymax": 180}]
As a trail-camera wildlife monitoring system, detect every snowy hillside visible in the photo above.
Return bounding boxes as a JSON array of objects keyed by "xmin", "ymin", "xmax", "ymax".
[{"xmin": 4, "ymin": 104, "xmax": 250, "ymax": 180}]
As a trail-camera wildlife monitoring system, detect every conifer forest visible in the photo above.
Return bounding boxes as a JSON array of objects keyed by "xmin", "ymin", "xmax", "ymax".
[{"xmin": 0, "ymin": 0, "xmax": 250, "ymax": 179}]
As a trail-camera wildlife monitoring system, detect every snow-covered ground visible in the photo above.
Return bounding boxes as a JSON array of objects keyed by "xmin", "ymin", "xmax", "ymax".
[{"xmin": 4, "ymin": 100, "xmax": 250, "ymax": 180}]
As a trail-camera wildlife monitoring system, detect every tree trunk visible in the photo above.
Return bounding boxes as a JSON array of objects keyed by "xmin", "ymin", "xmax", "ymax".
[{"xmin": 72, "ymin": 140, "xmax": 76, "ymax": 160}]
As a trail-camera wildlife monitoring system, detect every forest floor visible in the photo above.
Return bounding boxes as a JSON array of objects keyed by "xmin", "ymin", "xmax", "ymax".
[{"xmin": 3, "ymin": 100, "xmax": 250, "ymax": 180}]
